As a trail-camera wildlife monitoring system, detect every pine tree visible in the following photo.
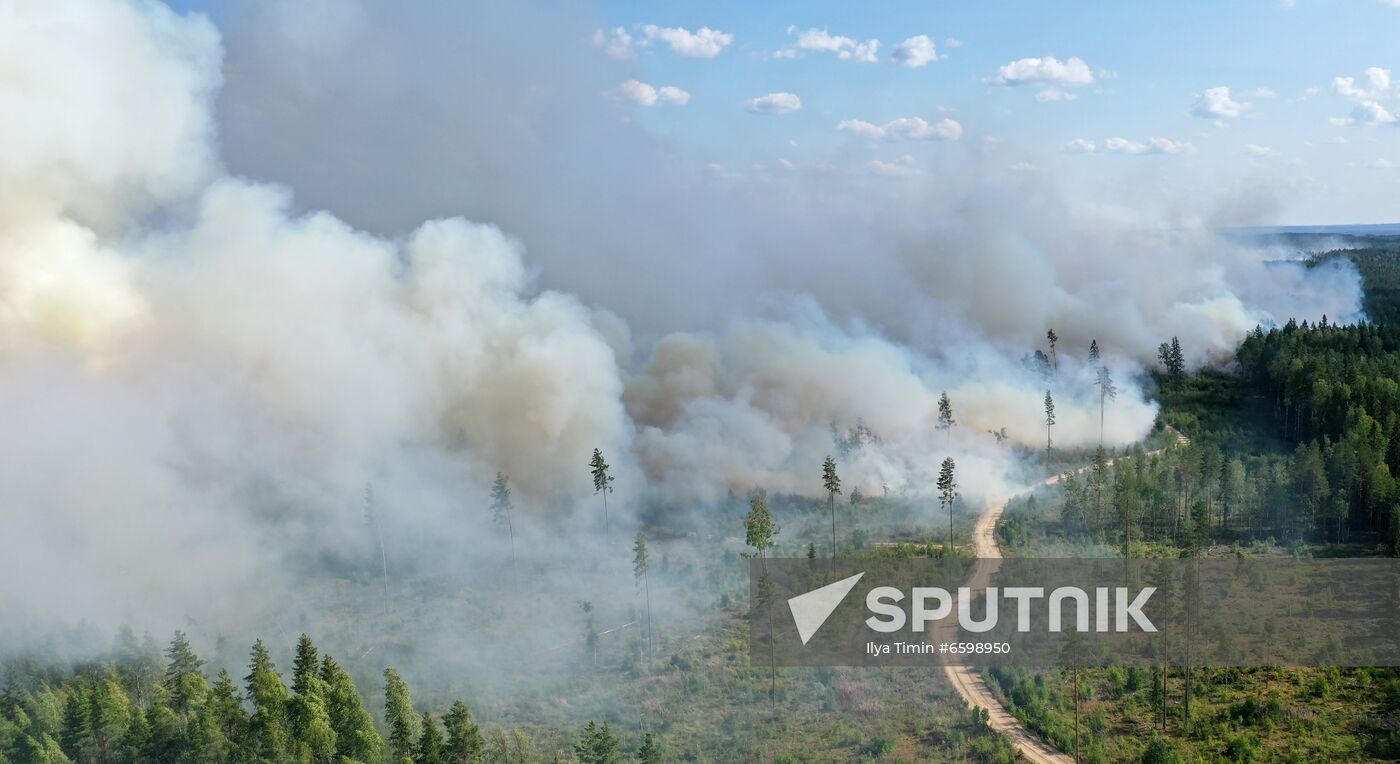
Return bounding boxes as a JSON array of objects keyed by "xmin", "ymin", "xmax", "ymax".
[
  {"xmin": 442, "ymin": 701, "xmax": 484, "ymax": 764},
  {"xmin": 245, "ymin": 640, "xmax": 291, "ymax": 762},
  {"xmin": 1047, "ymin": 328, "xmax": 1059, "ymax": 375},
  {"xmin": 589, "ymin": 449, "xmax": 615, "ymax": 540},
  {"xmin": 746, "ymin": 493, "xmax": 781, "ymax": 700},
  {"xmin": 632, "ymin": 531, "xmax": 655, "ymax": 665},
  {"xmin": 821, "ymin": 456, "xmax": 842, "ymax": 558},
  {"xmin": 384, "ymin": 668, "xmax": 419, "ymax": 764},
  {"xmin": 937, "ymin": 391, "xmax": 956, "ymax": 446},
  {"xmin": 415, "ymin": 712, "xmax": 446, "ymax": 764},
  {"xmin": 1045, "ymin": 390, "xmax": 1056, "ymax": 453},
  {"xmin": 938, "ymin": 458, "xmax": 958, "ymax": 553},
  {"xmin": 1089, "ymin": 339, "xmax": 1100, "ymax": 365},
  {"xmin": 1096, "ymin": 365, "xmax": 1118, "ymax": 445},
  {"xmin": 490, "ymin": 472, "xmax": 518, "ymax": 589}
]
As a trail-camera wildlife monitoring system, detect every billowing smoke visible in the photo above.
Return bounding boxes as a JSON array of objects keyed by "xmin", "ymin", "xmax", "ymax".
[{"xmin": 0, "ymin": 0, "xmax": 1360, "ymax": 634}]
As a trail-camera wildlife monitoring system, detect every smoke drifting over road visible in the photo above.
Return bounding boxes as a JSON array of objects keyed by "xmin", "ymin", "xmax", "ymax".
[{"xmin": 0, "ymin": 0, "xmax": 1361, "ymax": 632}]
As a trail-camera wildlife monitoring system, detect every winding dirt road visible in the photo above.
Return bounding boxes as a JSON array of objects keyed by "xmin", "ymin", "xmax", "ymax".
[{"xmin": 940, "ymin": 430, "xmax": 1189, "ymax": 763}]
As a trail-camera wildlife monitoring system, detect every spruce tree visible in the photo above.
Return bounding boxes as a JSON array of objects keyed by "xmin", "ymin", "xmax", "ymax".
[
  {"xmin": 244, "ymin": 640, "xmax": 291, "ymax": 762},
  {"xmin": 321, "ymin": 655, "xmax": 384, "ymax": 763},
  {"xmin": 1169, "ymin": 336, "xmax": 1185, "ymax": 384},
  {"xmin": 573, "ymin": 721, "xmax": 620, "ymax": 764},
  {"xmin": 59, "ymin": 691, "xmax": 89, "ymax": 761},
  {"xmin": 638, "ymin": 732, "xmax": 661, "ymax": 764},
  {"xmin": 384, "ymin": 668, "xmax": 419, "ymax": 764},
  {"xmin": 291, "ymin": 633, "xmax": 319, "ymax": 698},
  {"xmin": 415, "ymin": 712, "xmax": 447, "ymax": 764},
  {"xmin": 1047, "ymin": 328, "xmax": 1059, "ymax": 375},
  {"xmin": 163, "ymin": 630, "xmax": 207, "ymax": 718},
  {"xmin": 1045, "ymin": 390, "xmax": 1056, "ymax": 453},
  {"xmin": 194, "ymin": 669, "xmax": 244, "ymax": 764},
  {"xmin": 442, "ymin": 700, "xmax": 484, "ymax": 764}
]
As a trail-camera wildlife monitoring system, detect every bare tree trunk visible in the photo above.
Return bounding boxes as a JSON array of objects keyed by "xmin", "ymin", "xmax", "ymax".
[
  {"xmin": 1073, "ymin": 665, "xmax": 1081, "ymax": 763},
  {"xmin": 506, "ymin": 504, "xmax": 518, "ymax": 592},
  {"xmin": 643, "ymin": 568, "xmax": 654, "ymax": 665},
  {"xmin": 829, "ymin": 492, "xmax": 837, "ymax": 559}
]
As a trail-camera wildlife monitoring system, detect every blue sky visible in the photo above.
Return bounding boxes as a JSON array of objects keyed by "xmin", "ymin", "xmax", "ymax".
[{"xmin": 585, "ymin": 0, "xmax": 1400, "ymax": 223}]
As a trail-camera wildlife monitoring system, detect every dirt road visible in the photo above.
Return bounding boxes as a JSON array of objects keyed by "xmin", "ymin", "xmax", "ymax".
[{"xmin": 939, "ymin": 429, "xmax": 1189, "ymax": 762}]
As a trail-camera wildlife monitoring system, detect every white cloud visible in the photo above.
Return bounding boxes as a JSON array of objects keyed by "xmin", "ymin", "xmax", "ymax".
[
  {"xmin": 744, "ymin": 92, "xmax": 802, "ymax": 114},
  {"xmin": 657, "ymin": 85, "xmax": 691, "ymax": 105},
  {"xmin": 837, "ymin": 116, "xmax": 963, "ymax": 141},
  {"xmin": 1191, "ymin": 86, "xmax": 1248, "ymax": 119},
  {"xmin": 1334, "ymin": 67, "xmax": 1392, "ymax": 100},
  {"xmin": 1239, "ymin": 87, "xmax": 1277, "ymax": 100},
  {"xmin": 836, "ymin": 119, "xmax": 885, "ymax": 140},
  {"xmin": 591, "ymin": 27, "xmax": 634, "ymax": 59},
  {"xmin": 776, "ymin": 27, "xmax": 879, "ymax": 63},
  {"xmin": 1074, "ymin": 137, "xmax": 1193, "ymax": 155},
  {"xmin": 1035, "ymin": 87, "xmax": 1077, "ymax": 102},
  {"xmin": 1351, "ymin": 101, "xmax": 1397, "ymax": 126},
  {"xmin": 868, "ymin": 155, "xmax": 917, "ymax": 176},
  {"xmin": 891, "ymin": 35, "xmax": 939, "ymax": 68},
  {"xmin": 639, "ymin": 24, "xmax": 732, "ymax": 58},
  {"xmin": 608, "ymin": 80, "xmax": 690, "ymax": 107},
  {"xmin": 1244, "ymin": 144, "xmax": 1276, "ymax": 157},
  {"xmin": 1330, "ymin": 67, "xmax": 1398, "ymax": 126},
  {"xmin": 992, "ymin": 56, "xmax": 1094, "ymax": 87},
  {"xmin": 944, "ymin": 38, "xmax": 963, "ymax": 48},
  {"xmin": 1368, "ymin": 158, "xmax": 1396, "ymax": 170}
]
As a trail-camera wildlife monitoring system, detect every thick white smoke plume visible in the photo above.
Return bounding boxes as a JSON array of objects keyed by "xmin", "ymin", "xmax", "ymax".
[{"xmin": 0, "ymin": 0, "xmax": 1361, "ymax": 630}]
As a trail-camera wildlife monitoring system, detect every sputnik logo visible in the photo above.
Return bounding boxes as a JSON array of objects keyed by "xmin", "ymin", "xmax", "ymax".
[{"xmin": 787, "ymin": 572, "xmax": 865, "ymax": 645}]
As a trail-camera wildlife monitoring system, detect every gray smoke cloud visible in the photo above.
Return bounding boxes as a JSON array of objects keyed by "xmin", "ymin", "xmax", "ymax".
[{"xmin": 0, "ymin": 0, "xmax": 1361, "ymax": 637}]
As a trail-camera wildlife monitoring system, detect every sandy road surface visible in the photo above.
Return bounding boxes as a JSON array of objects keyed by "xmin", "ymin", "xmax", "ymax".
[{"xmin": 938, "ymin": 429, "xmax": 1189, "ymax": 763}]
